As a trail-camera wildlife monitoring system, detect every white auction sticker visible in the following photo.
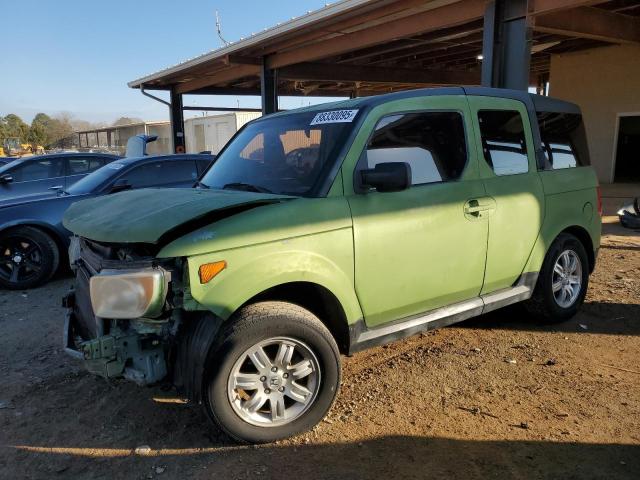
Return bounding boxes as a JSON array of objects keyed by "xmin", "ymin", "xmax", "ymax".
[
  {"xmin": 107, "ymin": 163, "xmax": 125, "ymax": 170},
  {"xmin": 310, "ymin": 109, "xmax": 359, "ymax": 125}
]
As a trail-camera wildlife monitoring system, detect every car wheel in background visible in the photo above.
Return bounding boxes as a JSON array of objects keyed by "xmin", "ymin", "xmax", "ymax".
[
  {"xmin": 0, "ymin": 226, "xmax": 59, "ymax": 290},
  {"xmin": 524, "ymin": 233, "xmax": 589, "ymax": 323},
  {"xmin": 203, "ymin": 301, "xmax": 341, "ymax": 443}
]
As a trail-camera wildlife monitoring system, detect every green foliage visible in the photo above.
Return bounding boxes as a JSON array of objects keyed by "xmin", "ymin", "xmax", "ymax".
[{"xmin": 3, "ymin": 114, "xmax": 30, "ymax": 142}]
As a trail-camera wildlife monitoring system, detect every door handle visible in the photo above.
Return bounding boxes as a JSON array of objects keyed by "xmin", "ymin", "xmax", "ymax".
[
  {"xmin": 49, "ymin": 185, "xmax": 63, "ymax": 190},
  {"xmin": 464, "ymin": 198, "xmax": 496, "ymax": 218}
]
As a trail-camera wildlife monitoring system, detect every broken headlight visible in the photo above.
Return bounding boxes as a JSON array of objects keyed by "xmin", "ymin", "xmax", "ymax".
[{"xmin": 90, "ymin": 269, "xmax": 170, "ymax": 319}]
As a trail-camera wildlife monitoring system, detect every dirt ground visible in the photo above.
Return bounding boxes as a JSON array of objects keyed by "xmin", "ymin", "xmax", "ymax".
[{"xmin": 1, "ymin": 222, "xmax": 639, "ymax": 480}]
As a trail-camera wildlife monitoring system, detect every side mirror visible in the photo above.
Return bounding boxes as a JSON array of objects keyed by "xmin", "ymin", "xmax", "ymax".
[
  {"xmin": 109, "ymin": 178, "xmax": 132, "ymax": 193},
  {"xmin": 361, "ymin": 162, "xmax": 411, "ymax": 193},
  {"xmin": 0, "ymin": 174, "xmax": 14, "ymax": 185}
]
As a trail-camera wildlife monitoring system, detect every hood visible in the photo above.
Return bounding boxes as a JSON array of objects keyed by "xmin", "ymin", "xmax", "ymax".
[{"xmin": 63, "ymin": 188, "xmax": 291, "ymax": 244}]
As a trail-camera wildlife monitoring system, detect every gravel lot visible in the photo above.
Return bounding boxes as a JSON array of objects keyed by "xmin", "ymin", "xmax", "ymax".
[{"xmin": 1, "ymin": 221, "xmax": 639, "ymax": 480}]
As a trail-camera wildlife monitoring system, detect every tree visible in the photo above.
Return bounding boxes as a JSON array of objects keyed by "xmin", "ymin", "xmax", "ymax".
[
  {"xmin": 3, "ymin": 114, "xmax": 30, "ymax": 142},
  {"xmin": 112, "ymin": 116, "xmax": 142, "ymax": 126},
  {"xmin": 29, "ymin": 113, "xmax": 54, "ymax": 146},
  {"xmin": 27, "ymin": 122, "xmax": 47, "ymax": 146}
]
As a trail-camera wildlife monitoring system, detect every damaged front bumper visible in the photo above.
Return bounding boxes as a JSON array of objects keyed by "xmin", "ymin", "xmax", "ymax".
[{"xmin": 63, "ymin": 291, "xmax": 168, "ymax": 386}]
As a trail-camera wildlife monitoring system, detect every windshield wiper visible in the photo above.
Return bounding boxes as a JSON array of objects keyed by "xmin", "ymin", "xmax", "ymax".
[{"xmin": 223, "ymin": 182, "xmax": 273, "ymax": 194}]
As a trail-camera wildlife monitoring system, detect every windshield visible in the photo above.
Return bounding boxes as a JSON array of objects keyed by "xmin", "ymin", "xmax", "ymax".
[
  {"xmin": 66, "ymin": 161, "xmax": 127, "ymax": 195},
  {"xmin": 199, "ymin": 109, "xmax": 360, "ymax": 196}
]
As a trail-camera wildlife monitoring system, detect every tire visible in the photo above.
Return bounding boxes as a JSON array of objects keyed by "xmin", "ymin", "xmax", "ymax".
[
  {"xmin": 524, "ymin": 233, "xmax": 589, "ymax": 323},
  {"xmin": 203, "ymin": 301, "xmax": 341, "ymax": 443},
  {"xmin": 0, "ymin": 226, "xmax": 59, "ymax": 290}
]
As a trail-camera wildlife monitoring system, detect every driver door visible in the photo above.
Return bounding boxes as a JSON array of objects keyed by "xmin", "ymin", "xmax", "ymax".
[{"xmin": 347, "ymin": 98, "xmax": 489, "ymax": 327}]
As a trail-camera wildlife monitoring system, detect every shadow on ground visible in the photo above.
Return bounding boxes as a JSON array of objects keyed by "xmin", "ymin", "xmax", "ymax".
[
  {"xmin": 455, "ymin": 301, "xmax": 640, "ymax": 336},
  {"xmin": 2, "ymin": 432, "xmax": 638, "ymax": 479}
]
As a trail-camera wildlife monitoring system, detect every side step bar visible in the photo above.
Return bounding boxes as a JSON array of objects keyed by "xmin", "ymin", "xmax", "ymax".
[{"xmin": 348, "ymin": 273, "xmax": 537, "ymax": 354}]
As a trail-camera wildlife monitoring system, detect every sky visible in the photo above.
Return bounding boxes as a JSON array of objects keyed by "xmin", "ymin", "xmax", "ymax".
[{"xmin": 1, "ymin": 0, "xmax": 338, "ymax": 124}]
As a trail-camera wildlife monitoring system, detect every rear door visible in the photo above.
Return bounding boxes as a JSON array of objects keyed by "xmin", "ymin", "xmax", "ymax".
[
  {"xmin": 65, "ymin": 156, "xmax": 110, "ymax": 188},
  {"xmin": 466, "ymin": 97, "xmax": 545, "ymax": 294}
]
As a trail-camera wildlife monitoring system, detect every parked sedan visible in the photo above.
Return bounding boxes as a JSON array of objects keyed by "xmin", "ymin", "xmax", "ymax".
[
  {"xmin": 0, "ymin": 153, "xmax": 214, "ymax": 289},
  {"xmin": 0, "ymin": 153, "xmax": 121, "ymax": 201}
]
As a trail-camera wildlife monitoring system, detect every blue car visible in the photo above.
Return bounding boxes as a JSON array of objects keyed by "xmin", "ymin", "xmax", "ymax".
[
  {"xmin": 0, "ymin": 153, "xmax": 214, "ymax": 289},
  {"xmin": 0, "ymin": 153, "xmax": 122, "ymax": 200}
]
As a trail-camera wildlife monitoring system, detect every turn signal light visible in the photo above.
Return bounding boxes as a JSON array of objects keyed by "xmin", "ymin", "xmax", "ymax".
[{"xmin": 198, "ymin": 261, "xmax": 227, "ymax": 284}]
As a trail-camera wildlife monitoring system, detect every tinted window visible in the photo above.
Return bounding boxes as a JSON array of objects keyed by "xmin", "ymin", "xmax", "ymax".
[
  {"xmin": 66, "ymin": 161, "xmax": 128, "ymax": 195},
  {"xmin": 537, "ymin": 112, "xmax": 589, "ymax": 169},
  {"xmin": 366, "ymin": 111, "xmax": 467, "ymax": 185},
  {"xmin": 119, "ymin": 160, "xmax": 198, "ymax": 188},
  {"xmin": 11, "ymin": 158, "xmax": 65, "ymax": 182},
  {"xmin": 478, "ymin": 110, "xmax": 529, "ymax": 176},
  {"xmin": 196, "ymin": 157, "xmax": 214, "ymax": 175},
  {"xmin": 67, "ymin": 157, "xmax": 106, "ymax": 175}
]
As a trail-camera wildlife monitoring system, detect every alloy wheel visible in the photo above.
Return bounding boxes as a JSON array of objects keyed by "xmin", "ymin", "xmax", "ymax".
[
  {"xmin": 0, "ymin": 237, "xmax": 43, "ymax": 285},
  {"xmin": 552, "ymin": 249, "xmax": 583, "ymax": 308},
  {"xmin": 227, "ymin": 337, "xmax": 321, "ymax": 427}
]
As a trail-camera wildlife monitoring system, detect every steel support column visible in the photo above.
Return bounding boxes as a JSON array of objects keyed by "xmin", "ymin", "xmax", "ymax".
[
  {"xmin": 170, "ymin": 87, "xmax": 185, "ymax": 153},
  {"xmin": 261, "ymin": 58, "xmax": 278, "ymax": 115},
  {"xmin": 481, "ymin": 0, "xmax": 532, "ymax": 90}
]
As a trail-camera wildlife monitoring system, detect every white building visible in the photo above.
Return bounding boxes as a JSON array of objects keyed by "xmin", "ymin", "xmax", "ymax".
[
  {"xmin": 184, "ymin": 112, "xmax": 262, "ymax": 154},
  {"xmin": 76, "ymin": 111, "xmax": 261, "ymax": 156}
]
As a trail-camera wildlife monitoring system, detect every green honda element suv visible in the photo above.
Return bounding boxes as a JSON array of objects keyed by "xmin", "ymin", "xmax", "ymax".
[{"xmin": 62, "ymin": 87, "xmax": 601, "ymax": 443}]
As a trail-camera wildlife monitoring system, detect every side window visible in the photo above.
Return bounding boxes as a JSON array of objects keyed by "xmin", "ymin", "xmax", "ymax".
[
  {"xmin": 89, "ymin": 157, "xmax": 107, "ymax": 171},
  {"xmin": 11, "ymin": 159, "xmax": 64, "ymax": 182},
  {"xmin": 537, "ymin": 112, "xmax": 589, "ymax": 169},
  {"xmin": 196, "ymin": 158, "xmax": 214, "ymax": 175},
  {"xmin": 67, "ymin": 157, "xmax": 105, "ymax": 175},
  {"xmin": 119, "ymin": 161, "xmax": 198, "ymax": 188},
  {"xmin": 478, "ymin": 110, "xmax": 529, "ymax": 176},
  {"xmin": 366, "ymin": 111, "xmax": 468, "ymax": 185}
]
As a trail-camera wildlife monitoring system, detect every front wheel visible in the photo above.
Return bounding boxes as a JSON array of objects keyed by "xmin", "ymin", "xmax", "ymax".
[
  {"xmin": 203, "ymin": 301, "xmax": 341, "ymax": 443},
  {"xmin": 524, "ymin": 233, "xmax": 589, "ymax": 323}
]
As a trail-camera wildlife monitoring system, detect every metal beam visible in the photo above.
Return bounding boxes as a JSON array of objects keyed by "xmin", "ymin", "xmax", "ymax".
[
  {"xmin": 183, "ymin": 106, "xmax": 262, "ymax": 112},
  {"xmin": 279, "ymin": 62, "xmax": 480, "ymax": 85},
  {"xmin": 261, "ymin": 58, "xmax": 278, "ymax": 115},
  {"xmin": 169, "ymin": 87, "xmax": 185, "ymax": 153},
  {"xmin": 530, "ymin": 0, "xmax": 601, "ymax": 16},
  {"xmin": 481, "ymin": 0, "xmax": 532, "ymax": 90},
  {"xmin": 267, "ymin": 0, "xmax": 486, "ymax": 69},
  {"xmin": 175, "ymin": 64, "xmax": 260, "ymax": 94},
  {"xmin": 535, "ymin": 7, "xmax": 640, "ymax": 44}
]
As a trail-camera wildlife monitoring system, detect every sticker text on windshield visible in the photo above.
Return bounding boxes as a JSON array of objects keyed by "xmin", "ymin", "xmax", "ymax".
[{"xmin": 310, "ymin": 110, "xmax": 359, "ymax": 125}]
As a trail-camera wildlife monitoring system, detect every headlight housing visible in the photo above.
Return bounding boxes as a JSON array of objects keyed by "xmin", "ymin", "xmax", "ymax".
[{"xmin": 90, "ymin": 269, "xmax": 169, "ymax": 319}]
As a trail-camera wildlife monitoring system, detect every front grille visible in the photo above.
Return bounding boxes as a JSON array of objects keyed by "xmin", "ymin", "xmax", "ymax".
[{"xmin": 73, "ymin": 264, "xmax": 99, "ymax": 339}]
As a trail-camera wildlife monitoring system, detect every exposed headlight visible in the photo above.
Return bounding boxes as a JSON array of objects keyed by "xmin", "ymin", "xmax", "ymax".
[
  {"xmin": 90, "ymin": 269, "xmax": 169, "ymax": 319},
  {"xmin": 68, "ymin": 236, "xmax": 81, "ymax": 269}
]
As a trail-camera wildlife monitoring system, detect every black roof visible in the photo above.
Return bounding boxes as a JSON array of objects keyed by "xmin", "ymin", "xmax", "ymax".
[{"xmin": 266, "ymin": 86, "xmax": 581, "ymax": 120}]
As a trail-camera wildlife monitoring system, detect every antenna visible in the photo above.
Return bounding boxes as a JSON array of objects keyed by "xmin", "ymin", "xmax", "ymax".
[{"xmin": 215, "ymin": 10, "xmax": 230, "ymax": 46}]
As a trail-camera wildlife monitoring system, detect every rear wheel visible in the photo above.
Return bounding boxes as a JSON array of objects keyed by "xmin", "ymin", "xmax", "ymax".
[
  {"xmin": 0, "ymin": 226, "xmax": 59, "ymax": 289},
  {"xmin": 203, "ymin": 301, "xmax": 341, "ymax": 443},
  {"xmin": 524, "ymin": 233, "xmax": 589, "ymax": 323}
]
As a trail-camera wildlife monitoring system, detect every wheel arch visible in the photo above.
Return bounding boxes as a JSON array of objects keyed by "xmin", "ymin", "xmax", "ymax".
[
  {"xmin": 524, "ymin": 223, "xmax": 597, "ymax": 276},
  {"xmin": 561, "ymin": 225, "xmax": 595, "ymax": 273},
  {"xmin": 240, "ymin": 281, "xmax": 351, "ymax": 354},
  {"xmin": 0, "ymin": 220, "xmax": 67, "ymax": 261}
]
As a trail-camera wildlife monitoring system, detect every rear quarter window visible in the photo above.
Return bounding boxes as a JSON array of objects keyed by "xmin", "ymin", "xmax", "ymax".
[
  {"xmin": 537, "ymin": 112, "xmax": 590, "ymax": 169},
  {"xmin": 477, "ymin": 110, "xmax": 529, "ymax": 176}
]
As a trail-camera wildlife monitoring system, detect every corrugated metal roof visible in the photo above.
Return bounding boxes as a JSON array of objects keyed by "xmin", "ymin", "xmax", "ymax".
[{"xmin": 127, "ymin": 0, "xmax": 376, "ymax": 88}]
